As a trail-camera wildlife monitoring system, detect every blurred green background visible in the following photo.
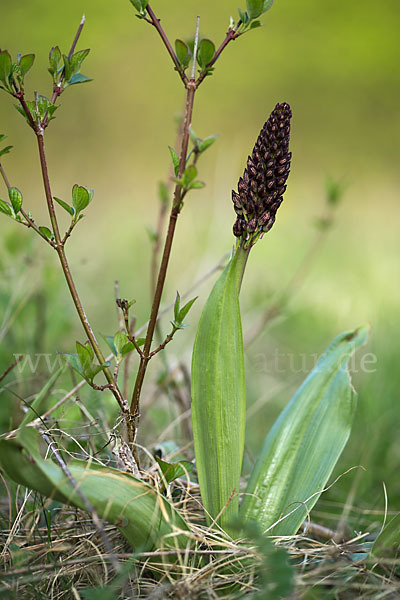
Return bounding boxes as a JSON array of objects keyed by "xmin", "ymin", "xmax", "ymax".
[{"xmin": 1, "ymin": 0, "xmax": 399, "ymax": 532}]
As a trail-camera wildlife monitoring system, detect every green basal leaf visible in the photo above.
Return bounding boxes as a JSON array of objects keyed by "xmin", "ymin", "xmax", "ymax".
[
  {"xmin": 8, "ymin": 187, "xmax": 23, "ymax": 214},
  {"xmin": 39, "ymin": 226, "xmax": 53, "ymax": 239},
  {"xmin": 197, "ymin": 39, "xmax": 215, "ymax": 70},
  {"xmin": 191, "ymin": 248, "xmax": 247, "ymax": 532},
  {"xmin": 54, "ymin": 196, "xmax": 74, "ymax": 216},
  {"xmin": 168, "ymin": 146, "xmax": 180, "ymax": 177},
  {"xmin": 72, "ymin": 184, "xmax": 90, "ymax": 214},
  {"xmin": 0, "ymin": 50, "xmax": 12, "ymax": 89},
  {"xmin": 0, "ymin": 198, "xmax": 13, "ymax": 217},
  {"xmin": 241, "ymin": 325, "xmax": 369, "ymax": 536},
  {"xmin": 0, "ymin": 426, "xmax": 190, "ymax": 552},
  {"xmin": 249, "ymin": 20, "xmax": 262, "ymax": 29},
  {"xmin": 175, "ymin": 39, "xmax": 191, "ymax": 69},
  {"xmin": 246, "ymin": 0, "xmax": 263, "ymax": 20}
]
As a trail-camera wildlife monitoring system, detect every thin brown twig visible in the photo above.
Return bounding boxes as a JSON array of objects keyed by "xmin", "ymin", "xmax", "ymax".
[
  {"xmin": 145, "ymin": 4, "xmax": 188, "ymax": 86},
  {"xmin": 130, "ymin": 81, "xmax": 196, "ymax": 423}
]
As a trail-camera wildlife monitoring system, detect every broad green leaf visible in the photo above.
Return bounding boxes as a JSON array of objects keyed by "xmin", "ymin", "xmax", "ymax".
[
  {"xmin": 0, "ymin": 50, "xmax": 12, "ymax": 88},
  {"xmin": 175, "ymin": 39, "xmax": 190, "ymax": 69},
  {"xmin": 0, "ymin": 426, "xmax": 190, "ymax": 552},
  {"xmin": 8, "ymin": 187, "xmax": 22, "ymax": 214},
  {"xmin": 72, "ymin": 184, "xmax": 90, "ymax": 213},
  {"xmin": 372, "ymin": 512, "xmax": 400, "ymax": 553},
  {"xmin": 0, "ymin": 198, "xmax": 12, "ymax": 217},
  {"xmin": 54, "ymin": 196, "xmax": 74, "ymax": 216},
  {"xmin": 197, "ymin": 39, "xmax": 215, "ymax": 70},
  {"xmin": 19, "ymin": 54, "xmax": 35, "ymax": 78},
  {"xmin": 241, "ymin": 325, "xmax": 369, "ymax": 536},
  {"xmin": 168, "ymin": 146, "xmax": 180, "ymax": 177},
  {"xmin": 246, "ymin": 0, "xmax": 263, "ymax": 20},
  {"xmin": 191, "ymin": 249, "xmax": 247, "ymax": 531}
]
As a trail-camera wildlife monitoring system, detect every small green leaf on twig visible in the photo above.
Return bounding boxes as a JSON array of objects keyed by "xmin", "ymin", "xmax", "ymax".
[
  {"xmin": 175, "ymin": 39, "xmax": 191, "ymax": 69},
  {"xmin": 158, "ymin": 181, "xmax": 169, "ymax": 206},
  {"xmin": 18, "ymin": 54, "xmax": 35, "ymax": 78},
  {"xmin": 0, "ymin": 50, "xmax": 12, "ymax": 91},
  {"xmin": 197, "ymin": 134, "xmax": 218, "ymax": 153},
  {"xmin": 262, "ymin": 0, "xmax": 274, "ymax": 14},
  {"xmin": 72, "ymin": 184, "xmax": 91, "ymax": 215},
  {"xmin": 54, "ymin": 196, "xmax": 74, "ymax": 216},
  {"xmin": 174, "ymin": 293, "xmax": 197, "ymax": 328},
  {"xmin": 48, "ymin": 46, "xmax": 62, "ymax": 80},
  {"xmin": 66, "ymin": 73, "xmax": 92, "ymax": 86},
  {"xmin": 129, "ymin": 0, "xmax": 148, "ymax": 17},
  {"xmin": 8, "ymin": 187, "xmax": 22, "ymax": 214},
  {"xmin": 197, "ymin": 39, "xmax": 215, "ymax": 70},
  {"xmin": 326, "ymin": 175, "xmax": 346, "ymax": 207},
  {"xmin": 168, "ymin": 146, "xmax": 180, "ymax": 176},
  {"xmin": 246, "ymin": 0, "xmax": 263, "ymax": 19},
  {"xmin": 0, "ymin": 199, "xmax": 12, "ymax": 217},
  {"xmin": 39, "ymin": 226, "xmax": 53, "ymax": 240}
]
